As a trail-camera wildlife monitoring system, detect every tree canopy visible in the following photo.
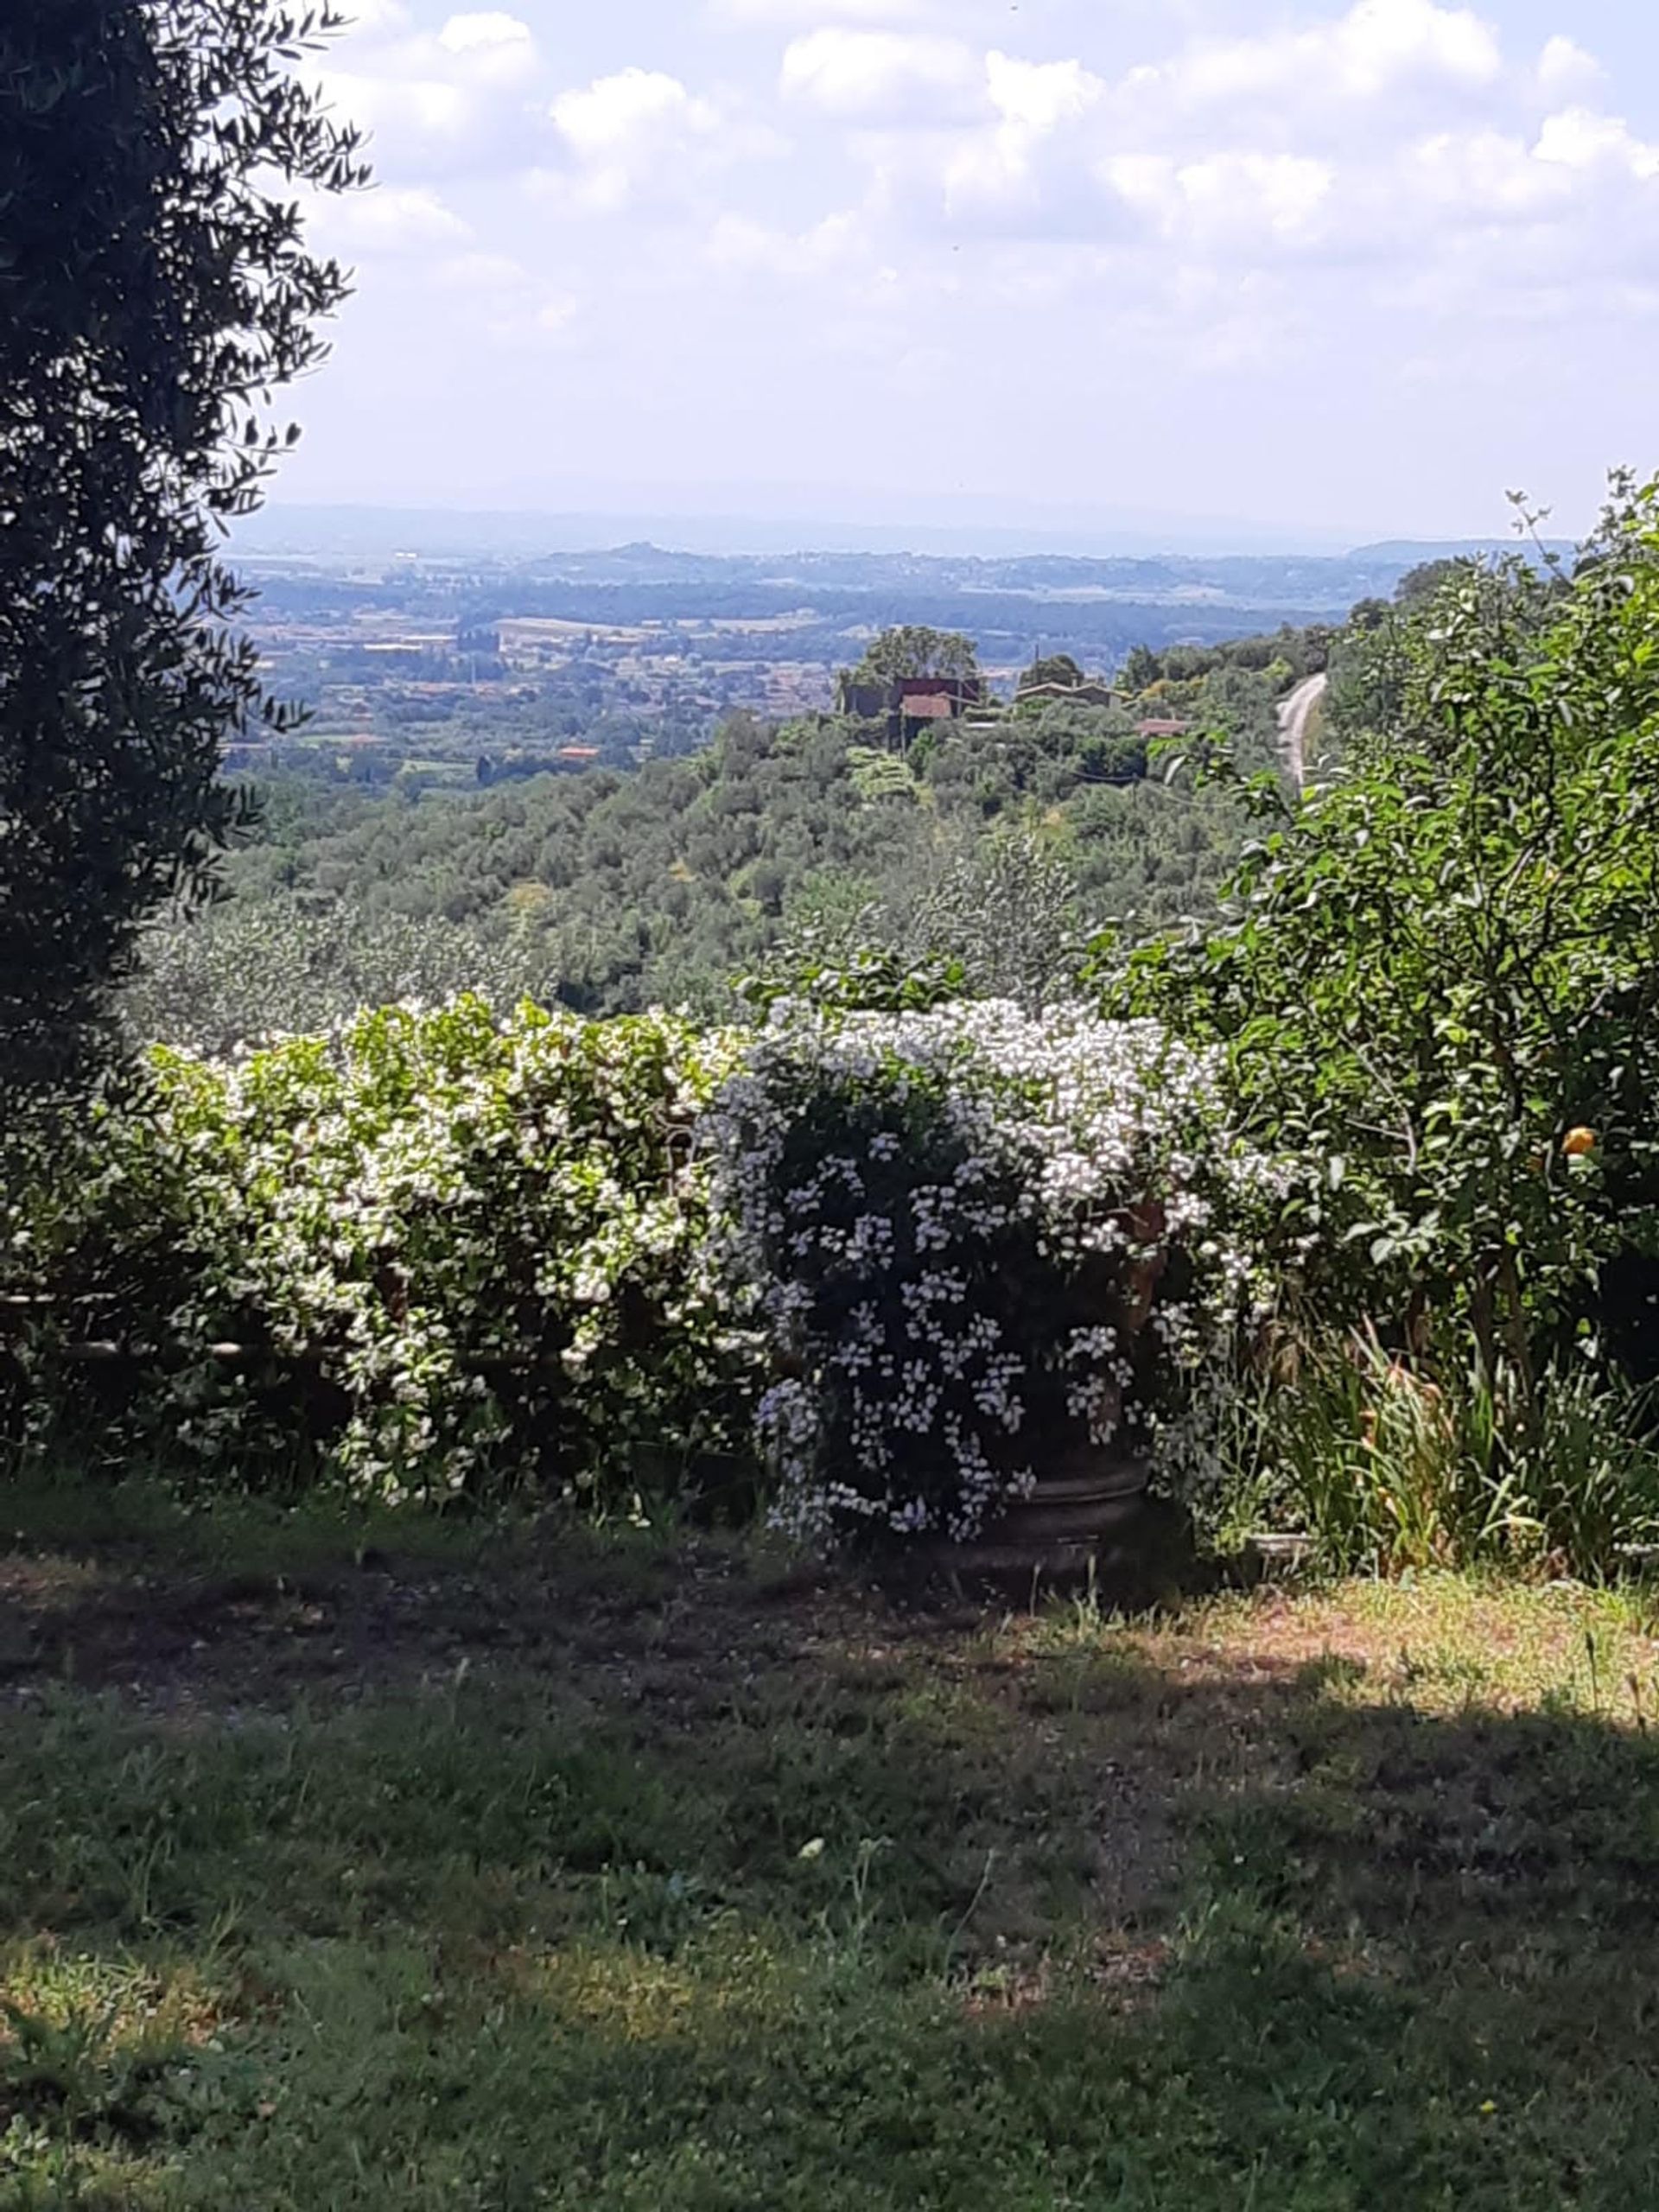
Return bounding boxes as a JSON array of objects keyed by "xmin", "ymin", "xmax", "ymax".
[
  {"xmin": 1018, "ymin": 653, "xmax": 1086, "ymax": 693},
  {"xmin": 0, "ymin": 0, "xmax": 365, "ymax": 1091},
  {"xmin": 845, "ymin": 626, "xmax": 980, "ymax": 687}
]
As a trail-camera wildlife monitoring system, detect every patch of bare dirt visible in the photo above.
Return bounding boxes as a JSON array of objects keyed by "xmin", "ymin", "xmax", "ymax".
[{"xmin": 0, "ymin": 1527, "xmax": 976, "ymax": 1723}]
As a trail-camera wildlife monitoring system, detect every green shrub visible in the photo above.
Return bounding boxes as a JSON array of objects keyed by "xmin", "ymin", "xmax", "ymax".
[
  {"xmin": 1108, "ymin": 480, "xmax": 1659, "ymax": 1399},
  {"xmin": 709, "ymin": 997, "xmax": 1281, "ymax": 1545},
  {"xmin": 3, "ymin": 1000, "xmax": 760, "ymax": 1508}
]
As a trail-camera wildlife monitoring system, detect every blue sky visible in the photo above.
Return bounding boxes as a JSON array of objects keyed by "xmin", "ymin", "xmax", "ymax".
[{"xmin": 280, "ymin": 0, "xmax": 1659, "ymax": 545}]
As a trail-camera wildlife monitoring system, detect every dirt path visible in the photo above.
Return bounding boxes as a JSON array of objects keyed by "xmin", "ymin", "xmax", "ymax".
[{"xmin": 1278, "ymin": 671, "xmax": 1328, "ymax": 789}]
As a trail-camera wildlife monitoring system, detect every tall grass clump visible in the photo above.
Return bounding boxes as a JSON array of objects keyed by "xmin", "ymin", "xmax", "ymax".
[{"xmin": 1244, "ymin": 1336, "xmax": 1659, "ymax": 1574}]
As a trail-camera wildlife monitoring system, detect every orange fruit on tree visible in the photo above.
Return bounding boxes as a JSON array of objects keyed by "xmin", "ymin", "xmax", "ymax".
[{"xmin": 1562, "ymin": 1127, "xmax": 1598, "ymax": 1159}]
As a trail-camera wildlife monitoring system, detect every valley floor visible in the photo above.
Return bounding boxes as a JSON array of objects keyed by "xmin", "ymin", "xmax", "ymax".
[{"xmin": 3, "ymin": 1486, "xmax": 1659, "ymax": 2208}]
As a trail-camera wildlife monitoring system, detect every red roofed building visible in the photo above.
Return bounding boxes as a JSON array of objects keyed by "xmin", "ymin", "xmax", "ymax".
[
  {"xmin": 839, "ymin": 672, "xmax": 989, "ymax": 743},
  {"xmin": 892, "ymin": 676, "xmax": 986, "ymax": 709},
  {"xmin": 900, "ymin": 692, "xmax": 955, "ymax": 722}
]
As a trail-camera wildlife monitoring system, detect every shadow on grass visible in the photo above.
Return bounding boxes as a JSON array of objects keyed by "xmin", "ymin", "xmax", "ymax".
[{"xmin": 3, "ymin": 1509, "xmax": 1659, "ymax": 2206}]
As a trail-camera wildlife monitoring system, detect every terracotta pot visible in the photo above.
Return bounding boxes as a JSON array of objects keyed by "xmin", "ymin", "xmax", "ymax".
[{"xmin": 995, "ymin": 1452, "xmax": 1149, "ymax": 1547}]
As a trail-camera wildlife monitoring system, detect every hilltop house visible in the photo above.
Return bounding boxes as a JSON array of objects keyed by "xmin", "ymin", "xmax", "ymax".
[{"xmin": 838, "ymin": 672, "xmax": 988, "ymax": 745}]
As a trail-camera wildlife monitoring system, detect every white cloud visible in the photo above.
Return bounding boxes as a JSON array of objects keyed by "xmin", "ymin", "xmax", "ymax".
[
  {"xmin": 941, "ymin": 50, "xmax": 1103, "ymax": 217},
  {"xmin": 545, "ymin": 68, "xmax": 723, "ymax": 211},
  {"xmin": 1103, "ymin": 150, "xmax": 1333, "ymax": 248},
  {"xmin": 1536, "ymin": 35, "xmax": 1602, "ymax": 103},
  {"xmin": 1535, "ymin": 105, "xmax": 1659, "ymax": 182},
  {"xmin": 1175, "ymin": 152, "xmax": 1334, "ymax": 243},
  {"xmin": 321, "ymin": 69, "xmax": 471, "ymax": 147},
  {"xmin": 1402, "ymin": 105, "xmax": 1659, "ymax": 235},
  {"xmin": 713, "ymin": 0, "xmax": 937, "ymax": 19},
  {"xmin": 313, "ymin": 7, "xmax": 540, "ymax": 170},
  {"xmin": 986, "ymin": 53, "xmax": 1102, "ymax": 138},
  {"xmin": 1408, "ymin": 128, "xmax": 1562, "ymax": 220},
  {"xmin": 435, "ymin": 12, "xmax": 537, "ymax": 81},
  {"xmin": 1128, "ymin": 0, "xmax": 1502, "ymax": 115},
  {"xmin": 1317, "ymin": 0, "xmax": 1501, "ymax": 93},
  {"xmin": 319, "ymin": 184, "xmax": 471, "ymax": 251},
  {"xmin": 434, "ymin": 249, "xmax": 530, "ymax": 289},
  {"xmin": 552, "ymin": 68, "xmax": 717, "ymax": 160},
  {"xmin": 799, "ymin": 1, "xmax": 1529, "ymax": 257},
  {"xmin": 467, "ymin": 287, "xmax": 586, "ymax": 349},
  {"xmin": 705, "ymin": 208, "xmax": 862, "ymax": 275},
  {"xmin": 780, "ymin": 28, "xmax": 981, "ymax": 122},
  {"xmin": 335, "ymin": 0, "xmax": 411, "ymax": 35}
]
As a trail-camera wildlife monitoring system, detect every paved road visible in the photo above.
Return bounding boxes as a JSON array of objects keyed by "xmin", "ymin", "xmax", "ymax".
[{"xmin": 1278, "ymin": 671, "xmax": 1328, "ymax": 790}]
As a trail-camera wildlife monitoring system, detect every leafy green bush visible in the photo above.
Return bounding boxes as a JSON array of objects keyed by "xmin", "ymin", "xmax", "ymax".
[
  {"xmin": 3, "ymin": 1001, "xmax": 759, "ymax": 1508},
  {"xmin": 709, "ymin": 998, "xmax": 1281, "ymax": 1545},
  {"xmin": 1109, "ymin": 481, "xmax": 1659, "ymax": 1405}
]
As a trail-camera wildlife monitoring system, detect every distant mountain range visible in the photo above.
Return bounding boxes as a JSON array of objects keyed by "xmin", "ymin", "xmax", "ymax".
[
  {"xmin": 240, "ymin": 499, "xmax": 1375, "ymax": 561},
  {"xmin": 1351, "ymin": 538, "xmax": 1576, "ymax": 565},
  {"xmin": 238, "ymin": 525, "xmax": 1423, "ymax": 626},
  {"xmin": 239, "ymin": 505, "xmax": 1584, "ymax": 588}
]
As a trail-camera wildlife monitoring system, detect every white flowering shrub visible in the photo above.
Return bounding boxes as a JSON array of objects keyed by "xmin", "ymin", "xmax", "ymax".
[
  {"xmin": 4, "ymin": 1000, "xmax": 760, "ymax": 1506},
  {"xmin": 3, "ymin": 991, "xmax": 1287, "ymax": 1546},
  {"xmin": 708, "ymin": 999, "xmax": 1280, "ymax": 1545}
]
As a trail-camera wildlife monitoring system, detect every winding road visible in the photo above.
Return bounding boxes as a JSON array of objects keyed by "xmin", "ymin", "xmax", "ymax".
[{"xmin": 1277, "ymin": 671, "xmax": 1328, "ymax": 791}]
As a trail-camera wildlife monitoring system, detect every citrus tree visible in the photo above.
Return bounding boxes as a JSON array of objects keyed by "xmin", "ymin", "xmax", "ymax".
[{"xmin": 1106, "ymin": 480, "xmax": 1659, "ymax": 1399}]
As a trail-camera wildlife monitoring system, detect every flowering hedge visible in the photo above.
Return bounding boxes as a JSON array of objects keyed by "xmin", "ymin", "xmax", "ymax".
[
  {"xmin": 3, "ymin": 995, "xmax": 1283, "ymax": 1542},
  {"xmin": 3, "ymin": 1000, "xmax": 759, "ymax": 1507},
  {"xmin": 706, "ymin": 999, "xmax": 1281, "ymax": 1545}
]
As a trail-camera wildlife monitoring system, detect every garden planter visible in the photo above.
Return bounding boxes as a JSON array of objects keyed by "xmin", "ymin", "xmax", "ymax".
[
  {"xmin": 995, "ymin": 1457, "xmax": 1151, "ymax": 1547},
  {"xmin": 914, "ymin": 1441, "xmax": 1153, "ymax": 1593}
]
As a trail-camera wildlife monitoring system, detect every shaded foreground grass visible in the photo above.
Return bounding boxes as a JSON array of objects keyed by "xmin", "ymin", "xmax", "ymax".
[{"xmin": 4, "ymin": 1486, "xmax": 1659, "ymax": 2205}]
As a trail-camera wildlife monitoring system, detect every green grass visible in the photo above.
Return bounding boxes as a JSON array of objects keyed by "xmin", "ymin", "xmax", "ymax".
[{"xmin": 5, "ymin": 1485, "xmax": 1659, "ymax": 2206}]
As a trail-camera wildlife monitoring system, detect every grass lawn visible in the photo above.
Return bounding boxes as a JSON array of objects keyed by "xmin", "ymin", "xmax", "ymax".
[{"xmin": 4, "ymin": 1484, "xmax": 1659, "ymax": 2208}]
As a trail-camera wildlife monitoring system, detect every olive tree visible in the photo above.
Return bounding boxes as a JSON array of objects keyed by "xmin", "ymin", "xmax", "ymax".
[{"xmin": 0, "ymin": 0, "xmax": 366, "ymax": 1090}]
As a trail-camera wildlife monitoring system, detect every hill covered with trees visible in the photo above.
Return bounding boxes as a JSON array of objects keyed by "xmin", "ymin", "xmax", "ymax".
[{"xmin": 128, "ymin": 620, "xmax": 1335, "ymax": 1047}]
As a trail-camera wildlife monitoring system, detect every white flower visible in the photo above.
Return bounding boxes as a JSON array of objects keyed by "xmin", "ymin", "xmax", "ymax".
[{"xmin": 710, "ymin": 997, "xmax": 1278, "ymax": 1546}]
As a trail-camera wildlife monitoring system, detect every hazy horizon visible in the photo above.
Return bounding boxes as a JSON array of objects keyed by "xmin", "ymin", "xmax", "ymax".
[{"xmin": 240, "ymin": 493, "xmax": 1566, "ymax": 565}]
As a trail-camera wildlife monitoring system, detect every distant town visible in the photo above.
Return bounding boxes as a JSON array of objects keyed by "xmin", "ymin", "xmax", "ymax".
[{"xmin": 230, "ymin": 527, "xmax": 1458, "ymax": 791}]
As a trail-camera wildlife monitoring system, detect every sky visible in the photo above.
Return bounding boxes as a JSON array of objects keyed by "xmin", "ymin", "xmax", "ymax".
[{"xmin": 274, "ymin": 0, "xmax": 1659, "ymax": 548}]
